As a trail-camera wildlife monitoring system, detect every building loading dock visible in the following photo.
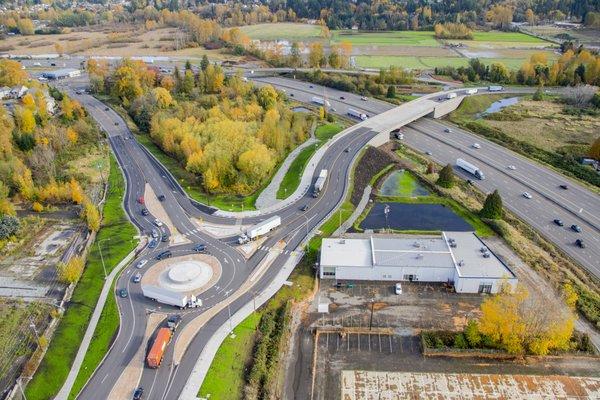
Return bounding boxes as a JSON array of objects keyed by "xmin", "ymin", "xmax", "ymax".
[{"xmin": 319, "ymin": 232, "xmax": 517, "ymax": 294}]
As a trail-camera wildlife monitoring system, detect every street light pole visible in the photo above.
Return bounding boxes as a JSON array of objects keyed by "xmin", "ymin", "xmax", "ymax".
[{"xmin": 97, "ymin": 238, "xmax": 111, "ymax": 278}]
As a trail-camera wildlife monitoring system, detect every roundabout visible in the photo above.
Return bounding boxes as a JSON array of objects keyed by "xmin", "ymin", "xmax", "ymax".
[{"xmin": 141, "ymin": 254, "xmax": 222, "ymax": 296}]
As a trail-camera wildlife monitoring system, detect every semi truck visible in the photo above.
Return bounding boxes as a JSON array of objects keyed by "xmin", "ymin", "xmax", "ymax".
[
  {"xmin": 456, "ymin": 158, "xmax": 485, "ymax": 180},
  {"xmin": 347, "ymin": 108, "xmax": 368, "ymax": 121},
  {"xmin": 146, "ymin": 327, "xmax": 172, "ymax": 368},
  {"xmin": 465, "ymin": 88, "xmax": 478, "ymax": 95},
  {"xmin": 141, "ymin": 285, "xmax": 201, "ymax": 309},
  {"xmin": 446, "ymin": 92, "xmax": 457, "ymax": 99},
  {"xmin": 238, "ymin": 215, "xmax": 281, "ymax": 244},
  {"xmin": 312, "ymin": 169, "xmax": 328, "ymax": 198},
  {"xmin": 311, "ymin": 96, "xmax": 331, "ymax": 107},
  {"xmin": 488, "ymin": 85, "xmax": 504, "ymax": 92}
]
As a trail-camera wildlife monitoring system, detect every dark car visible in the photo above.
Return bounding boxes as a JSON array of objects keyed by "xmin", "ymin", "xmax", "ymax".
[
  {"xmin": 193, "ymin": 243, "xmax": 206, "ymax": 253},
  {"xmin": 309, "ymin": 85, "xmax": 314, "ymax": 88},
  {"xmin": 114, "ymin": 122, "xmax": 119, "ymax": 126},
  {"xmin": 339, "ymin": 96, "xmax": 345, "ymax": 100},
  {"xmin": 158, "ymin": 194, "xmax": 166, "ymax": 201},
  {"xmin": 161, "ymin": 234, "xmax": 168, "ymax": 242},
  {"xmin": 553, "ymin": 219, "xmax": 564, "ymax": 226},
  {"xmin": 156, "ymin": 250, "xmax": 172, "ymax": 260},
  {"xmin": 344, "ymin": 148, "xmax": 350, "ymax": 153},
  {"xmin": 575, "ymin": 239, "xmax": 585, "ymax": 248},
  {"xmin": 559, "ymin": 184, "xmax": 568, "ymax": 190},
  {"xmin": 141, "ymin": 208, "xmax": 149, "ymax": 216},
  {"xmin": 301, "ymin": 204, "xmax": 309, "ymax": 212},
  {"xmin": 148, "ymin": 239, "xmax": 158, "ymax": 249},
  {"xmin": 119, "ymin": 289, "xmax": 128, "ymax": 298},
  {"xmin": 50, "ymin": 63, "xmax": 56, "ymax": 66},
  {"xmin": 289, "ymin": 93, "xmax": 294, "ymax": 97},
  {"xmin": 133, "ymin": 387, "xmax": 143, "ymax": 400},
  {"xmin": 167, "ymin": 315, "xmax": 182, "ymax": 330},
  {"xmin": 104, "ymin": 107, "xmax": 109, "ymax": 111},
  {"xmin": 571, "ymin": 224, "xmax": 581, "ymax": 233}
]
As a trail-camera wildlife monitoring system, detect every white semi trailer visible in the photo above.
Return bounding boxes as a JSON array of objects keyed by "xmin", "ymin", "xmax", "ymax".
[
  {"xmin": 465, "ymin": 88, "xmax": 478, "ymax": 95},
  {"xmin": 456, "ymin": 158, "xmax": 485, "ymax": 180},
  {"xmin": 238, "ymin": 215, "xmax": 281, "ymax": 244},
  {"xmin": 313, "ymin": 169, "xmax": 328, "ymax": 198},
  {"xmin": 311, "ymin": 96, "xmax": 331, "ymax": 107},
  {"xmin": 141, "ymin": 285, "xmax": 201, "ymax": 309},
  {"xmin": 347, "ymin": 108, "xmax": 368, "ymax": 121},
  {"xmin": 488, "ymin": 85, "xmax": 504, "ymax": 92}
]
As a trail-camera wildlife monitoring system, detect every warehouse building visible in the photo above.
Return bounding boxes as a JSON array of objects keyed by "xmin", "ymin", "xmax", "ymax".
[
  {"xmin": 42, "ymin": 68, "xmax": 81, "ymax": 80},
  {"xmin": 319, "ymin": 232, "xmax": 517, "ymax": 294}
]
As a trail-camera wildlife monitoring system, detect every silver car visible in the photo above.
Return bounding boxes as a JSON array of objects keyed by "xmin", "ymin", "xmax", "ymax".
[{"xmin": 133, "ymin": 272, "xmax": 142, "ymax": 283}]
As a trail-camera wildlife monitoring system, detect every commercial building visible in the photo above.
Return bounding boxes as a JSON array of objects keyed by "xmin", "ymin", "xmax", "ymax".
[
  {"xmin": 319, "ymin": 232, "xmax": 517, "ymax": 294},
  {"xmin": 42, "ymin": 68, "xmax": 81, "ymax": 80}
]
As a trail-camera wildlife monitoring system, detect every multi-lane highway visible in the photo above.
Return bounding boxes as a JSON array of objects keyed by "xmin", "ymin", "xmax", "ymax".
[{"xmin": 60, "ymin": 72, "xmax": 599, "ymax": 400}]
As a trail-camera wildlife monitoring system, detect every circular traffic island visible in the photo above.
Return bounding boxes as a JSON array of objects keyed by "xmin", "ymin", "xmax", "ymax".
[{"xmin": 141, "ymin": 253, "xmax": 221, "ymax": 297}]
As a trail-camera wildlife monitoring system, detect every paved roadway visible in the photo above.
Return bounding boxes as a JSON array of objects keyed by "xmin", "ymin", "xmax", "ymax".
[{"xmin": 59, "ymin": 74, "xmax": 599, "ymax": 399}]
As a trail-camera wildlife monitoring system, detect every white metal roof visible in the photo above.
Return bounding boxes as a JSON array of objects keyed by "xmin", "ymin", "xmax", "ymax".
[{"xmin": 446, "ymin": 231, "xmax": 515, "ymax": 279}]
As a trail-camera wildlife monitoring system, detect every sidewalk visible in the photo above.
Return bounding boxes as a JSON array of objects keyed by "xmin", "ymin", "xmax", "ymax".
[
  {"xmin": 334, "ymin": 185, "xmax": 371, "ymax": 236},
  {"xmin": 55, "ymin": 245, "xmax": 139, "ymax": 400}
]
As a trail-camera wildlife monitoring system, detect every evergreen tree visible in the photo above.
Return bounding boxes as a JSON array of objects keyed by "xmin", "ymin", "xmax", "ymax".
[
  {"xmin": 200, "ymin": 55, "xmax": 209, "ymax": 71},
  {"xmin": 185, "ymin": 60, "xmax": 192, "ymax": 70},
  {"xmin": 436, "ymin": 164, "xmax": 454, "ymax": 188},
  {"xmin": 386, "ymin": 85, "xmax": 396, "ymax": 98},
  {"xmin": 480, "ymin": 189, "xmax": 503, "ymax": 219},
  {"xmin": 532, "ymin": 86, "xmax": 544, "ymax": 101}
]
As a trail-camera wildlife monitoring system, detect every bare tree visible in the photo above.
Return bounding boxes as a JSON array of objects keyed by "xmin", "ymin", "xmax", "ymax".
[{"xmin": 562, "ymin": 85, "xmax": 597, "ymax": 108}]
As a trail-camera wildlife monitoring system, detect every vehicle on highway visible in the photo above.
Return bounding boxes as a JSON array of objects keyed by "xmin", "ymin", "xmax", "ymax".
[
  {"xmin": 444, "ymin": 128, "xmax": 452, "ymax": 133},
  {"xmin": 158, "ymin": 194, "xmax": 166, "ymax": 201},
  {"xmin": 161, "ymin": 234, "xmax": 168, "ymax": 242},
  {"xmin": 142, "ymin": 285, "xmax": 201, "ymax": 309},
  {"xmin": 289, "ymin": 93, "xmax": 294, "ymax": 97},
  {"xmin": 133, "ymin": 387, "xmax": 143, "ymax": 400},
  {"xmin": 344, "ymin": 147, "xmax": 350, "ymax": 153},
  {"xmin": 309, "ymin": 85, "xmax": 313, "ymax": 88},
  {"xmin": 347, "ymin": 108, "xmax": 368, "ymax": 121},
  {"xmin": 395, "ymin": 283, "xmax": 402, "ymax": 295},
  {"xmin": 559, "ymin": 184, "xmax": 568, "ymax": 190},
  {"xmin": 119, "ymin": 289, "xmax": 128, "ymax": 298},
  {"xmin": 75, "ymin": 89, "xmax": 83, "ymax": 95},
  {"xmin": 575, "ymin": 239, "xmax": 585, "ymax": 248},
  {"xmin": 154, "ymin": 219, "xmax": 163, "ymax": 227},
  {"xmin": 50, "ymin": 63, "xmax": 56, "ymax": 66},
  {"xmin": 151, "ymin": 229, "xmax": 159, "ymax": 239},
  {"xmin": 488, "ymin": 85, "xmax": 504, "ymax": 92},
  {"xmin": 192, "ymin": 243, "xmax": 206, "ymax": 253},
  {"xmin": 571, "ymin": 224, "xmax": 582, "ymax": 233},
  {"xmin": 136, "ymin": 260, "xmax": 148, "ymax": 269},
  {"xmin": 313, "ymin": 169, "xmax": 328, "ymax": 197},
  {"xmin": 330, "ymin": 107, "xmax": 336, "ymax": 112},
  {"xmin": 141, "ymin": 208, "xmax": 149, "ymax": 216},
  {"xmin": 456, "ymin": 158, "xmax": 485, "ymax": 180},
  {"xmin": 553, "ymin": 219, "xmax": 564, "ymax": 226},
  {"xmin": 507, "ymin": 165, "xmax": 516, "ymax": 170},
  {"xmin": 425, "ymin": 151, "xmax": 432, "ymax": 155},
  {"xmin": 146, "ymin": 327, "xmax": 172, "ymax": 368},
  {"xmin": 522, "ymin": 192, "xmax": 532, "ymax": 199},
  {"xmin": 311, "ymin": 96, "xmax": 331, "ymax": 107},
  {"xmin": 156, "ymin": 250, "xmax": 172, "ymax": 260},
  {"xmin": 238, "ymin": 215, "xmax": 282, "ymax": 244},
  {"xmin": 148, "ymin": 239, "xmax": 158, "ymax": 249},
  {"xmin": 133, "ymin": 272, "xmax": 142, "ymax": 283},
  {"xmin": 114, "ymin": 122, "xmax": 119, "ymax": 126},
  {"xmin": 446, "ymin": 92, "xmax": 457, "ymax": 99},
  {"xmin": 465, "ymin": 88, "xmax": 478, "ymax": 95},
  {"xmin": 104, "ymin": 107, "xmax": 109, "ymax": 111},
  {"xmin": 472, "ymin": 143, "xmax": 481, "ymax": 149},
  {"xmin": 339, "ymin": 96, "xmax": 345, "ymax": 100},
  {"xmin": 167, "ymin": 314, "xmax": 182, "ymax": 330},
  {"xmin": 38, "ymin": 77, "xmax": 48, "ymax": 82},
  {"xmin": 301, "ymin": 204, "xmax": 309, "ymax": 212},
  {"xmin": 33, "ymin": 62, "xmax": 41, "ymax": 67}
]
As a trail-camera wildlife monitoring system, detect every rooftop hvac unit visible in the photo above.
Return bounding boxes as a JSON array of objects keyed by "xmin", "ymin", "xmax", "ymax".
[
  {"xmin": 480, "ymin": 247, "xmax": 487, "ymax": 253},
  {"xmin": 413, "ymin": 242, "xmax": 421, "ymax": 248},
  {"xmin": 416, "ymin": 253, "xmax": 423, "ymax": 259},
  {"xmin": 338, "ymin": 239, "xmax": 345, "ymax": 244},
  {"xmin": 450, "ymin": 242, "xmax": 457, "ymax": 248},
  {"xmin": 458, "ymin": 260, "xmax": 465, "ymax": 266},
  {"xmin": 483, "ymin": 252, "xmax": 491, "ymax": 258}
]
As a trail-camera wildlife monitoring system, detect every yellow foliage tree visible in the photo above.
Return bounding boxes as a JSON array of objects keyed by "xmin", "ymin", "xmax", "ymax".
[
  {"xmin": 22, "ymin": 93, "xmax": 36, "ymax": 111},
  {"xmin": 152, "ymin": 87, "xmax": 173, "ymax": 108},
  {"xmin": 32, "ymin": 202, "xmax": 44, "ymax": 212},
  {"xmin": 17, "ymin": 18, "xmax": 35, "ymax": 35},
  {"xmin": 15, "ymin": 107, "xmax": 36, "ymax": 134},
  {"xmin": 66, "ymin": 127, "xmax": 78, "ymax": 144},
  {"xmin": 0, "ymin": 60, "xmax": 28, "ymax": 86},
  {"xmin": 83, "ymin": 201, "xmax": 100, "ymax": 231},
  {"xmin": 69, "ymin": 178, "xmax": 84, "ymax": 204},
  {"xmin": 57, "ymin": 256, "xmax": 85, "ymax": 284}
]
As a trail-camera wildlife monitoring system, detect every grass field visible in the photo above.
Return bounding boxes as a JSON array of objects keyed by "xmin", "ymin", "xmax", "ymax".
[
  {"xmin": 355, "ymin": 55, "xmax": 468, "ymax": 69},
  {"xmin": 470, "ymin": 31, "xmax": 547, "ymax": 43},
  {"xmin": 332, "ymin": 30, "xmax": 438, "ymax": 46},
  {"xmin": 277, "ymin": 123, "xmax": 344, "ymax": 200},
  {"xmin": 240, "ymin": 23, "xmax": 322, "ymax": 41},
  {"xmin": 26, "ymin": 154, "xmax": 137, "ymax": 400}
]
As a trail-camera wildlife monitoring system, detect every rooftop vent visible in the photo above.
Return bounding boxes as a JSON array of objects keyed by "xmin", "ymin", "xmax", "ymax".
[
  {"xmin": 458, "ymin": 260, "xmax": 465, "ymax": 266},
  {"xmin": 338, "ymin": 239, "xmax": 345, "ymax": 244},
  {"xmin": 413, "ymin": 242, "xmax": 421, "ymax": 248}
]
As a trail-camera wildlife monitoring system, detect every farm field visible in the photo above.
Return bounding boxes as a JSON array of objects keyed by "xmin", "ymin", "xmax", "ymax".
[
  {"xmin": 332, "ymin": 30, "xmax": 439, "ymax": 46},
  {"xmin": 240, "ymin": 22, "xmax": 322, "ymax": 41},
  {"xmin": 522, "ymin": 25, "xmax": 600, "ymax": 48}
]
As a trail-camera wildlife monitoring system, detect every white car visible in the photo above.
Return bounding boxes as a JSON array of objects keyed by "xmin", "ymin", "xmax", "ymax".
[
  {"xmin": 395, "ymin": 283, "xmax": 402, "ymax": 295},
  {"xmin": 154, "ymin": 219, "xmax": 163, "ymax": 227},
  {"xmin": 472, "ymin": 143, "xmax": 481, "ymax": 149},
  {"xmin": 522, "ymin": 192, "xmax": 532, "ymax": 199},
  {"xmin": 360, "ymin": 96, "xmax": 368, "ymax": 101},
  {"xmin": 507, "ymin": 165, "xmax": 516, "ymax": 170},
  {"xmin": 132, "ymin": 272, "xmax": 142, "ymax": 283},
  {"xmin": 136, "ymin": 259, "xmax": 148, "ymax": 269}
]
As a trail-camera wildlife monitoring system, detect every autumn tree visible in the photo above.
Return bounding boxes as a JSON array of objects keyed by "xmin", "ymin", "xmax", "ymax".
[
  {"xmin": 257, "ymin": 85, "xmax": 278, "ymax": 110},
  {"xmin": 14, "ymin": 107, "xmax": 36, "ymax": 134},
  {"xmin": 57, "ymin": 256, "xmax": 85, "ymax": 284},
  {"xmin": 83, "ymin": 201, "xmax": 100, "ymax": 231},
  {"xmin": 589, "ymin": 136, "xmax": 600, "ymax": 160},
  {"xmin": 486, "ymin": 4, "xmax": 514, "ymax": 30},
  {"xmin": 17, "ymin": 18, "xmax": 35, "ymax": 35},
  {"xmin": 0, "ymin": 60, "xmax": 28, "ymax": 86},
  {"xmin": 308, "ymin": 42, "xmax": 325, "ymax": 68},
  {"xmin": 480, "ymin": 189, "xmax": 503, "ymax": 219}
]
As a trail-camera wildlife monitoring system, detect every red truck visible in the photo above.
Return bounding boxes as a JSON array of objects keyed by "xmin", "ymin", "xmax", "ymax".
[{"xmin": 146, "ymin": 327, "xmax": 172, "ymax": 368}]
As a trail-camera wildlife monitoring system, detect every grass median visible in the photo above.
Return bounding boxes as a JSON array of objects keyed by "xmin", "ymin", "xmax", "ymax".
[
  {"xmin": 277, "ymin": 123, "xmax": 344, "ymax": 200},
  {"xmin": 26, "ymin": 154, "xmax": 137, "ymax": 400}
]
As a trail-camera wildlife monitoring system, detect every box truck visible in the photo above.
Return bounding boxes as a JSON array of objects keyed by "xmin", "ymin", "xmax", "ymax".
[
  {"xmin": 311, "ymin": 96, "xmax": 331, "ymax": 107},
  {"xmin": 238, "ymin": 215, "xmax": 281, "ymax": 244},
  {"xmin": 312, "ymin": 169, "xmax": 328, "ymax": 198},
  {"xmin": 141, "ymin": 285, "xmax": 201, "ymax": 309},
  {"xmin": 146, "ymin": 327, "xmax": 172, "ymax": 368},
  {"xmin": 456, "ymin": 158, "xmax": 485, "ymax": 180},
  {"xmin": 488, "ymin": 85, "xmax": 503, "ymax": 92},
  {"xmin": 347, "ymin": 108, "xmax": 368, "ymax": 121}
]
